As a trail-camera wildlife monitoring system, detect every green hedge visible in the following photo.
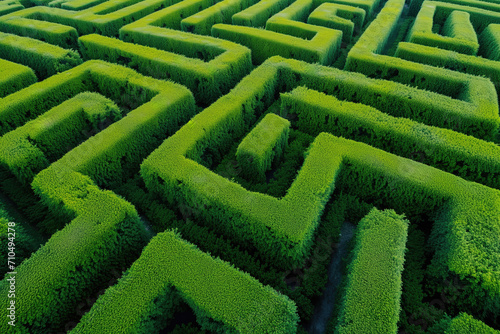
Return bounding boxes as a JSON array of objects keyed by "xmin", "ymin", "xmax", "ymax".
[
  {"xmin": 121, "ymin": 0, "xmax": 214, "ymax": 31},
  {"xmin": 314, "ymin": 0, "xmax": 380, "ymax": 18},
  {"xmin": 395, "ymin": 41, "xmax": 500, "ymax": 95},
  {"xmin": 232, "ymin": 0, "xmax": 293, "ymax": 27},
  {"xmin": 0, "ymin": 10, "xmax": 79, "ymax": 49},
  {"xmin": 236, "ymin": 113, "xmax": 290, "ymax": 182},
  {"xmin": 268, "ymin": 0, "xmax": 312, "ymax": 22},
  {"xmin": 0, "ymin": 92, "xmax": 121, "ymax": 185},
  {"xmin": 0, "ymin": 0, "xmax": 23, "ymax": 16},
  {"xmin": 72, "ymin": 230, "xmax": 298, "ymax": 333},
  {"xmin": 321, "ymin": 133, "xmax": 500, "ymax": 323},
  {"xmin": 141, "ymin": 55, "xmax": 500, "ymax": 271},
  {"xmin": 0, "ymin": 0, "xmax": 176, "ymax": 38},
  {"xmin": 280, "ymin": 86, "xmax": 500, "ymax": 189},
  {"xmin": 0, "ymin": 62, "xmax": 92, "ymax": 136},
  {"xmin": 0, "ymin": 58, "xmax": 36, "ymax": 98},
  {"xmin": 181, "ymin": 0, "xmax": 259, "ymax": 35},
  {"xmin": 0, "ymin": 169, "xmax": 149, "ymax": 333},
  {"xmin": 345, "ymin": 0, "xmax": 500, "ymax": 141},
  {"xmin": 42, "ymin": 60, "xmax": 195, "ymax": 190},
  {"xmin": 83, "ymin": 30, "xmax": 251, "ymax": 105},
  {"xmin": 212, "ymin": 19, "xmax": 342, "ymax": 65},
  {"xmin": 430, "ymin": 313, "xmax": 500, "ymax": 333},
  {"xmin": 480, "ymin": 23, "xmax": 500, "ymax": 61},
  {"xmin": 307, "ymin": 3, "xmax": 366, "ymax": 43},
  {"xmin": 426, "ymin": 0, "xmax": 500, "ymax": 32},
  {"xmin": 0, "ymin": 31, "xmax": 82, "ymax": 79},
  {"xmin": 61, "ymin": 0, "xmax": 109, "ymax": 10},
  {"xmin": 1, "ymin": 60, "xmax": 194, "ymax": 232},
  {"xmin": 140, "ymin": 59, "xmax": 344, "ymax": 268},
  {"xmin": 408, "ymin": 6, "xmax": 479, "ymax": 55},
  {"xmin": 0, "ymin": 204, "xmax": 39, "ymax": 280},
  {"xmin": 335, "ymin": 208, "xmax": 408, "ymax": 334}
]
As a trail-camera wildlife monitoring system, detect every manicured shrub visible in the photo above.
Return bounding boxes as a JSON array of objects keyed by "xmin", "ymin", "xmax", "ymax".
[
  {"xmin": 81, "ymin": 32, "xmax": 252, "ymax": 105},
  {"xmin": 307, "ymin": 3, "xmax": 365, "ymax": 43},
  {"xmin": 236, "ymin": 113, "xmax": 290, "ymax": 182},
  {"xmin": 0, "ymin": 0, "xmax": 23, "ymax": 16},
  {"xmin": 181, "ymin": 0, "xmax": 259, "ymax": 35},
  {"xmin": 480, "ymin": 23, "xmax": 500, "ymax": 61},
  {"xmin": 0, "ymin": 169, "xmax": 149, "ymax": 333},
  {"xmin": 232, "ymin": 0, "xmax": 293, "ymax": 27},
  {"xmin": 212, "ymin": 19, "xmax": 342, "ymax": 65},
  {"xmin": 430, "ymin": 313, "xmax": 500, "ymax": 333},
  {"xmin": 71, "ymin": 230, "xmax": 298, "ymax": 333},
  {"xmin": 0, "ymin": 31, "xmax": 82, "ymax": 79},
  {"xmin": 395, "ymin": 41, "xmax": 500, "ymax": 91},
  {"xmin": 408, "ymin": 6, "xmax": 479, "ymax": 55},
  {"xmin": 0, "ymin": 92, "xmax": 121, "ymax": 185},
  {"xmin": 280, "ymin": 86, "xmax": 500, "ymax": 189},
  {"xmin": 335, "ymin": 208, "xmax": 408, "ymax": 334},
  {"xmin": 345, "ymin": 0, "xmax": 500, "ymax": 141},
  {"xmin": 120, "ymin": 0, "xmax": 214, "ymax": 31},
  {"xmin": 0, "ymin": 58, "xmax": 36, "ymax": 98},
  {"xmin": 0, "ymin": 204, "xmax": 40, "ymax": 280}
]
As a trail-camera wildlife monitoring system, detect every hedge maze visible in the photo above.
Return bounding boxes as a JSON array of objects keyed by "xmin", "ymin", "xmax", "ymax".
[{"xmin": 0, "ymin": 0, "xmax": 499, "ymax": 332}]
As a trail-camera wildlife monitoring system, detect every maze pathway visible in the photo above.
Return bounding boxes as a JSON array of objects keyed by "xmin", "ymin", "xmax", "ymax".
[{"xmin": 0, "ymin": 0, "xmax": 499, "ymax": 332}]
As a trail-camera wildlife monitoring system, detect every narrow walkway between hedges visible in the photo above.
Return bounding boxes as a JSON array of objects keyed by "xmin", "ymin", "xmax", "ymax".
[{"xmin": 308, "ymin": 221, "xmax": 356, "ymax": 334}]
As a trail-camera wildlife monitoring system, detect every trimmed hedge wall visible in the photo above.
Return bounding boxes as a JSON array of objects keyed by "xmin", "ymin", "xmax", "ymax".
[
  {"xmin": 232, "ymin": 0, "xmax": 293, "ymax": 27},
  {"xmin": 335, "ymin": 208, "xmax": 408, "ymax": 334},
  {"xmin": 307, "ymin": 3, "xmax": 366, "ymax": 43},
  {"xmin": 280, "ymin": 86, "xmax": 500, "ymax": 190},
  {"xmin": 236, "ymin": 113, "xmax": 290, "ymax": 182},
  {"xmin": 0, "ymin": 58, "xmax": 36, "ymax": 98},
  {"xmin": 0, "ymin": 169, "xmax": 149, "ymax": 333},
  {"xmin": 83, "ymin": 27, "xmax": 252, "ymax": 105},
  {"xmin": 0, "ymin": 31, "xmax": 82, "ymax": 79},
  {"xmin": 408, "ymin": 5, "xmax": 479, "ymax": 55},
  {"xmin": 181, "ymin": 0, "xmax": 259, "ymax": 35},
  {"xmin": 72, "ymin": 230, "xmax": 298, "ymax": 333},
  {"xmin": 430, "ymin": 313, "xmax": 500, "ymax": 333},
  {"xmin": 480, "ymin": 23, "xmax": 500, "ymax": 61},
  {"xmin": 212, "ymin": 19, "xmax": 342, "ymax": 65},
  {"xmin": 0, "ymin": 92, "xmax": 121, "ymax": 185},
  {"xmin": 345, "ymin": 0, "xmax": 500, "ymax": 141}
]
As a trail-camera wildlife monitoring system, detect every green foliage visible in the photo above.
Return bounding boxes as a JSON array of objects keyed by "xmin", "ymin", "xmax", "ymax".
[
  {"xmin": 236, "ymin": 113, "xmax": 290, "ymax": 182},
  {"xmin": 0, "ymin": 58, "xmax": 36, "ymax": 98},
  {"xmin": 0, "ymin": 92, "xmax": 121, "ymax": 185},
  {"xmin": 0, "ymin": 203, "xmax": 39, "ymax": 279},
  {"xmin": 0, "ymin": 62, "xmax": 91, "ymax": 136},
  {"xmin": 409, "ymin": 7, "xmax": 479, "ymax": 55},
  {"xmin": 0, "ymin": 0, "xmax": 180, "ymax": 38},
  {"xmin": 212, "ymin": 18, "xmax": 342, "ymax": 65},
  {"xmin": 0, "ymin": 169, "xmax": 149, "ymax": 333},
  {"xmin": 232, "ymin": 0, "xmax": 293, "ymax": 27},
  {"xmin": 0, "ymin": 11, "xmax": 79, "ymax": 49},
  {"xmin": 0, "ymin": 0, "xmax": 23, "ymax": 16},
  {"xmin": 395, "ymin": 41, "xmax": 500, "ymax": 92},
  {"xmin": 82, "ymin": 31, "xmax": 252, "ymax": 105},
  {"xmin": 181, "ymin": 0, "xmax": 259, "ymax": 35},
  {"xmin": 429, "ymin": 313, "xmax": 500, "ymax": 334},
  {"xmin": 120, "ymin": 0, "xmax": 214, "ymax": 31},
  {"xmin": 280, "ymin": 86, "xmax": 500, "ymax": 190},
  {"xmin": 480, "ymin": 23, "xmax": 500, "ymax": 61},
  {"xmin": 74, "ymin": 230, "xmax": 298, "ymax": 333},
  {"xmin": 0, "ymin": 31, "xmax": 82, "ymax": 79},
  {"xmin": 307, "ymin": 3, "xmax": 365, "ymax": 43},
  {"xmin": 345, "ymin": 0, "xmax": 499, "ymax": 141},
  {"xmin": 335, "ymin": 208, "xmax": 408, "ymax": 334}
]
